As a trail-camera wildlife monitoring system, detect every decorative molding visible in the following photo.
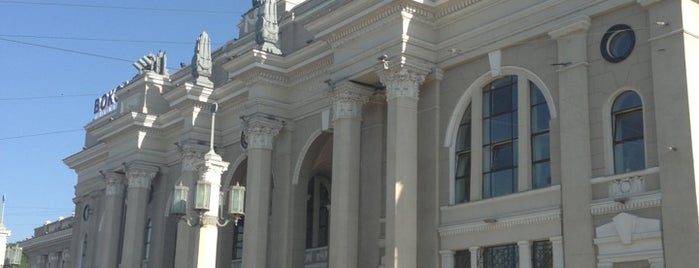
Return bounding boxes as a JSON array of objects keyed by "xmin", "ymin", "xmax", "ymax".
[
  {"xmin": 200, "ymin": 215, "xmax": 220, "ymax": 226},
  {"xmin": 325, "ymin": 4, "xmax": 404, "ymax": 49},
  {"xmin": 609, "ymin": 176, "xmax": 645, "ymax": 197},
  {"xmin": 104, "ymin": 173, "xmax": 125, "ymax": 196},
  {"xmin": 438, "ymin": 209, "xmax": 561, "ymax": 237},
  {"xmin": 377, "ymin": 67, "xmax": 426, "ymax": 100},
  {"xmin": 548, "ymin": 16, "xmax": 591, "ymax": 39},
  {"xmin": 331, "ymin": 83, "xmax": 371, "ymax": 121},
  {"xmin": 594, "ymin": 212, "xmax": 664, "ymax": 267},
  {"xmin": 590, "ymin": 192, "xmax": 662, "ymax": 215},
  {"xmin": 436, "ymin": 0, "xmax": 484, "ymax": 18},
  {"xmin": 590, "ymin": 167, "xmax": 659, "ymax": 184},
  {"xmin": 242, "ymin": 114, "xmax": 284, "ymax": 150},
  {"xmin": 240, "ymin": 69, "xmax": 289, "ymax": 87},
  {"xmin": 289, "ymin": 56, "xmax": 333, "ymax": 85},
  {"xmin": 125, "ymin": 163, "xmax": 158, "ymax": 189}
]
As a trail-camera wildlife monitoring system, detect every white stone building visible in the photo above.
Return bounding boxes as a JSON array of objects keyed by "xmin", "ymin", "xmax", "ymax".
[{"xmin": 60, "ymin": 0, "xmax": 699, "ymax": 267}]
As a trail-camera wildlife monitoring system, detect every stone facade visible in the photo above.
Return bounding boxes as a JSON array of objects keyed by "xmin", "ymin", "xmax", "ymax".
[
  {"xmin": 19, "ymin": 217, "xmax": 73, "ymax": 268},
  {"xmin": 58, "ymin": 0, "xmax": 699, "ymax": 267}
]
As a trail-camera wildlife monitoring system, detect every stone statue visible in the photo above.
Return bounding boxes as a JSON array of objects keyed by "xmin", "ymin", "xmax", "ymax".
[
  {"xmin": 133, "ymin": 50, "xmax": 168, "ymax": 75},
  {"xmin": 192, "ymin": 32, "xmax": 212, "ymax": 80},
  {"xmin": 255, "ymin": 0, "xmax": 282, "ymax": 54}
]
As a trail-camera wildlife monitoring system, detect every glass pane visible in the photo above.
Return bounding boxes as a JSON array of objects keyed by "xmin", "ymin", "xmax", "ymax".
[
  {"xmin": 455, "ymin": 250, "xmax": 471, "ymax": 268},
  {"xmin": 483, "ymin": 92, "xmax": 491, "ymax": 117},
  {"xmin": 532, "ymin": 162, "xmax": 551, "ymax": 189},
  {"xmin": 610, "ymin": 30, "xmax": 635, "ymax": 58},
  {"xmin": 461, "ymin": 105, "xmax": 472, "ymax": 123},
  {"xmin": 492, "ymin": 143, "xmax": 513, "ymax": 170},
  {"xmin": 491, "ymin": 113, "xmax": 513, "ymax": 143},
  {"xmin": 457, "ymin": 153, "xmax": 471, "ymax": 177},
  {"xmin": 532, "ymin": 241, "xmax": 553, "ymax": 268},
  {"xmin": 492, "ymin": 170, "xmax": 515, "ymax": 197},
  {"xmin": 483, "ymin": 244, "xmax": 518, "ymax": 268},
  {"xmin": 612, "ymin": 91, "xmax": 642, "ymax": 112},
  {"xmin": 532, "ymin": 133, "xmax": 550, "ymax": 161},
  {"xmin": 483, "ymin": 146, "xmax": 491, "ymax": 172},
  {"xmin": 614, "ymin": 140, "xmax": 645, "ymax": 173},
  {"xmin": 492, "ymin": 88, "xmax": 513, "ymax": 115},
  {"xmin": 614, "ymin": 110, "xmax": 643, "ymax": 141},
  {"xmin": 490, "ymin": 76, "xmax": 515, "ymax": 89},
  {"xmin": 512, "ymin": 81, "xmax": 518, "ymax": 110},
  {"xmin": 530, "ymin": 82, "xmax": 546, "ymax": 105},
  {"xmin": 455, "ymin": 178, "xmax": 468, "ymax": 204},
  {"xmin": 483, "ymin": 118, "xmax": 491, "ymax": 144},
  {"xmin": 483, "ymin": 173, "xmax": 491, "ymax": 199},
  {"xmin": 457, "ymin": 124, "xmax": 471, "ymax": 152},
  {"xmin": 531, "ymin": 104, "xmax": 551, "ymax": 133}
]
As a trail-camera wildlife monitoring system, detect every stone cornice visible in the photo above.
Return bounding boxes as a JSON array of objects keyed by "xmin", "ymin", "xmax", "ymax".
[
  {"xmin": 590, "ymin": 192, "xmax": 662, "ymax": 215},
  {"xmin": 87, "ymin": 112, "xmax": 159, "ymax": 141},
  {"xmin": 64, "ymin": 143, "xmax": 108, "ymax": 170},
  {"xmin": 239, "ymin": 68, "xmax": 289, "ymax": 88},
  {"xmin": 438, "ymin": 208, "xmax": 561, "ymax": 237},
  {"xmin": 162, "ymin": 82, "xmax": 214, "ymax": 109},
  {"xmin": 548, "ymin": 15, "xmax": 591, "ymax": 39},
  {"xmin": 637, "ymin": 0, "xmax": 663, "ymax": 7},
  {"xmin": 289, "ymin": 56, "xmax": 333, "ymax": 85},
  {"xmin": 435, "ymin": 0, "xmax": 485, "ymax": 19},
  {"xmin": 19, "ymin": 228, "xmax": 72, "ymax": 250}
]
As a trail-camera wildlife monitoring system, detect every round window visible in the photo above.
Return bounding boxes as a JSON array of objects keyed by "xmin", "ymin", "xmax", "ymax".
[
  {"xmin": 601, "ymin": 24, "xmax": 635, "ymax": 63},
  {"xmin": 82, "ymin": 204, "xmax": 91, "ymax": 221}
]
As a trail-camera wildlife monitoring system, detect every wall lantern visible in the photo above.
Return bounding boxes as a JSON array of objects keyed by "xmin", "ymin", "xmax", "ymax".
[{"xmin": 170, "ymin": 181, "xmax": 245, "ymax": 227}]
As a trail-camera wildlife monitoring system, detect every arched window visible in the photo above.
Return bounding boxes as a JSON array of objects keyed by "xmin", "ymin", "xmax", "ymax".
[
  {"xmin": 306, "ymin": 176, "xmax": 330, "ymax": 249},
  {"xmin": 612, "ymin": 91, "xmax": 645, "ymax": 173},
  {"xmin": 453, "ymin": 72, "xmax": 553, "ymax": 203},
  {"xmin": 143, "ymin": 218, "xmax": 152, "ymax": 261}
]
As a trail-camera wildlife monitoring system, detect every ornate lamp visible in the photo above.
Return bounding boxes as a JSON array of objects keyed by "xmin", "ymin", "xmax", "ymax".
[{"xmin": 227, "ymin": 182, "xmax": 245, "ymax": 225}]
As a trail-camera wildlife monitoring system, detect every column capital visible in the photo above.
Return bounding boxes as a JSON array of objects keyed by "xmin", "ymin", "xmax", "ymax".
[
  {"xmin": 125, "ymin": 163, "xmax": 159, "ymax": 189},
  {"xmin": 104, "ymin": 172, "xmax": 126, "ymax": 196},
  {"xmin": 377, "ymin": 67, "xmax": 426, "ymax": 100},
  {"xmin": 331, "ymin": 82, "xmax": 371, "ymax": 121},
  {"xmin": 243, "ymin": 114, "xmax": 284, "ymax": 150},
  {"xmin": 548, "ymin": 16, "xmax": 591, "ymax": 40},
  {"xmin": 518, "ymin": 240, "xmax": 531, "ymax": 247}
]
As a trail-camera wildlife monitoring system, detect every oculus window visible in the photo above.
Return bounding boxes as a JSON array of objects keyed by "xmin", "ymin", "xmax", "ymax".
[{"xmin": 601, "ymin": 24, "xmax": 635, "ymax": 63}]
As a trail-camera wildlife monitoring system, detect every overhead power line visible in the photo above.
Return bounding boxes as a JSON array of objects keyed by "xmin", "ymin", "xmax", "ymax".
[
  {"xmin": 0, "ymin": 129, "xmax": 83, "ymax": 141},
  {"xmin": 0, "ymin": 0, "xmax": 241, "ymax": 15},
  {"xmin": 0, "ymin": 94, "xmax": 99, "ymax": 101},
  {"xmin": 0, "ymin": 34, "xmax": 193, "ymax": 45},
  {"xmin": 0, "ymin": 37, "xmax": 182, "ymax": 70}
]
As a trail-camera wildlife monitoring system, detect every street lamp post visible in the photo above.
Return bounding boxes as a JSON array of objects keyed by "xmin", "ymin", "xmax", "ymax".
[{"xmin": 169, "ymin": 103, "xmax": 243, "ymax": 268}]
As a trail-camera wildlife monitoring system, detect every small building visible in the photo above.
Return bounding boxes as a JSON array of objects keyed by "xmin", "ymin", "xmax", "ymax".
[{"xmin": 19, "ymin": 217, "xmax": 73, "ymax": 268}]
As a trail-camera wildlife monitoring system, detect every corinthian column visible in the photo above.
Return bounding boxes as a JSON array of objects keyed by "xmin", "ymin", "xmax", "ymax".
[
  {"xmin": 241, "ymin": 114, "xmax": 283, "ymax": 268},
  {"xmin": 98, "ymin": 172, "xmax": 125, "ymax": 268},
  {"xmin": 329, "ymin": 83, "xmax": 370, "ymax": 268},
  {"xmin": 120, "ymin": 163, "xmax": 158, "ymax": 268},
  {"xmin": 378, "ymin": 67, "xmax": 425, "ymax": 268}
]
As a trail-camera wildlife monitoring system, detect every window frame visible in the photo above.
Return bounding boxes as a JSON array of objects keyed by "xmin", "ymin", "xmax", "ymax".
[
  {"xmin": 610, "ymin": 90, "xmax": 646, "ymax": 174},
  {"xmin": 449, "ymin": 68, "xmax": 556, "ymax": 204}
]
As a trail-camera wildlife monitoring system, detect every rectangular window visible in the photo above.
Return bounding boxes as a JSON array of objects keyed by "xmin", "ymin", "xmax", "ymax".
[
  {"xmin": 481, "ymin": 244, "xmax": 518, "ymax": 268},
  {"xmin": 483, "ymin": 76, "xmax": 518, "ymax": 199},
  {"xmin": 530, "ymin": 83, "xmax": 551, "ymax": 189},
  {"xmin": 532, "ymin": 241, "xmax": 553, "ymax": 268}
]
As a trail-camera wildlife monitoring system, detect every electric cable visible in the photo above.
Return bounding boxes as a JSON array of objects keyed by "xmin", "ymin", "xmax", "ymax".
[{"xmin": 0, "ymin": 0, "xmax": 241, "ymax": 15}]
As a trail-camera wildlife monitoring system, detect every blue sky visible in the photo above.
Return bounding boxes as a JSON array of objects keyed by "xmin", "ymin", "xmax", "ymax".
[{"xmin": 0, "ymin": 0, "xmax": 251, "ymax": 243}]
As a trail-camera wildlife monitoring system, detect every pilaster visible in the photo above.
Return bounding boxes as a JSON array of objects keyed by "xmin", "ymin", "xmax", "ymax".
[
  {"xmin": 518, "ymin": 240, "xmax": 532, "ymax": 268},
  {"xmin": 550, "ymin": 236, "xmax": 564, "ymax": 268},
  {"xmin": 378, "ymin": 66, "xmax": 426, "ymax": 268},
  {"xmin": 548, "ymin": 16, "xmax": 595, "ymax": 268},
  {"xmin": 439, "ymin": 250, "xmax": 454, "ymax": 268},
  {"xmin": 329, "ymin": 82, "xmax": 370, "ymax": 268},
  {"xmin": 469, "ymin": 247, "xmax": 479, "ymax": 268}
]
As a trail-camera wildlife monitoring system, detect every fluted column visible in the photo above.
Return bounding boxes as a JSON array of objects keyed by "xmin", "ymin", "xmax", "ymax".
[
  {"xmin": 196, "ymin": 150, "xmax": 229, "ymax": 268},
  {"xmin": 378, "ymin": 67, "xmax": 426, "ymax": 268},
  {"xmin": 241, "ymin": 115, "xmax": 283, "ymax": 268},
  {"xmin": 329, "ymin": 83, "xmax": 370, "ymax": 268},
  {"xmin": 120, "ymin": 164, "xmax": 158, "ymax": 268},
  {"xmin": 97, "ymin": 172, "xmax": 125, "ymax": 268}
]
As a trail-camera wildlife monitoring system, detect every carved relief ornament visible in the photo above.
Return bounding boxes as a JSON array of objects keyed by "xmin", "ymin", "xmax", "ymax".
[
  {"xmin": 331, "ymin": 86, "xmax": 370, "ymax": 120},
  {"xmin": 126, "ymin": 166, "xmax": 158, "ymax": 189},
  {"xmin": 378, "ymin": 67, "xmax": 426, "ymax": 100},
  {"xmin": 243, "ymin": 115, "xmax": 283, "ymax": 150}
]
